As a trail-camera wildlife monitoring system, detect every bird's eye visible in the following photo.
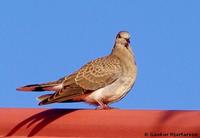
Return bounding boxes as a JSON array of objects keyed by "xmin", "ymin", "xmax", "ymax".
[
  {"xmin": 126, "ymin": 38, "xmax": 130, "ymax": 43},
  {"xmin": 117, "ymin": 34, "xmax": 121, "ymax": 38}
]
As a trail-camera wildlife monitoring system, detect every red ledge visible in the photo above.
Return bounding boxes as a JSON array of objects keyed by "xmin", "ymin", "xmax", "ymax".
[{"xmin": 0, "ymin": 108, "xmax": 199, "ymax": 138}]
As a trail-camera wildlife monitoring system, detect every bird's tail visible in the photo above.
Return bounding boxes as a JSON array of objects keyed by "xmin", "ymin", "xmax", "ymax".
[{"xmin": 16, "ymin": 82, "xmax": 62, "ymax": 92}]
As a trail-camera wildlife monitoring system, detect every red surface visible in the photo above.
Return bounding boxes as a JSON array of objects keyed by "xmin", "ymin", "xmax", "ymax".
[{"xmin": 0, "ymin": 108, "xmax": 199, "ymax": 138}]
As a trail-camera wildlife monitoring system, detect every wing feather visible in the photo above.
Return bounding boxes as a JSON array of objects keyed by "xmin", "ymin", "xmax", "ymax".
[
  {"xmin": 39, "ymin": 55, "xmax": 122, "ymax": 105},
  {"xmin": 75, "ymin": 55, "xmax": 122, "ymax": 90}
]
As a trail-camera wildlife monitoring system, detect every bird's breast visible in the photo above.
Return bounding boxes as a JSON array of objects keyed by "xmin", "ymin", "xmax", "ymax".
[{"xmin": 83, "ymin": 75, "xmax": 136, "ymax": 104}]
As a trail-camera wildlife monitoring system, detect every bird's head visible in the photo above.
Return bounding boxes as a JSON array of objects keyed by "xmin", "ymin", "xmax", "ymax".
[
  {"xmin": 112, "ymin": 31, "xmax": 136, "ymax": 67},
  {"xmin": 116, "ymin": 31, "xmax": 130, "ymax": 43},
  {"xmin": 111, "ymin": 31, "xmax": 134, "ymax": 60},
  {"xmin": 112, "ymin": 31, "xmax": 132, "ymax": 52},
  {"xmin": 115, "ymin": 31, "xmax": 131, "ymax": 49}
]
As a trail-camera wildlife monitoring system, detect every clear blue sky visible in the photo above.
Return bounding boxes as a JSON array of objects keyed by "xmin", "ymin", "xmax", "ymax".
[{"xmin": 0, "ymin": 0, "xmax": 199, "ymax": 110}]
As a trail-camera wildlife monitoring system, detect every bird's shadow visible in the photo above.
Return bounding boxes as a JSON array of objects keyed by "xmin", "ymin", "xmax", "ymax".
[{"xmin": 6, "ymin": 109, "xmax": 78, "ymax": 137}]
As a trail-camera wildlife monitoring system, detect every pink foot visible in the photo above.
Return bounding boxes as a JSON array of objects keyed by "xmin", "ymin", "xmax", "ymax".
[{"xmin": 96, "ymin": 104, "xmax": 111, "ymax": 110}]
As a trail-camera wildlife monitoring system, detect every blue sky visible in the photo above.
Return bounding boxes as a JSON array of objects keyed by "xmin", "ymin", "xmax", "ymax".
[{"xmin": 0, "ymin": 0, "xmax": 199, "ymax": 110}]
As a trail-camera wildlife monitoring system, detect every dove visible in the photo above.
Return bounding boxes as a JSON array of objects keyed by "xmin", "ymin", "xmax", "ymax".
[{"xmin": 17, "ymin": 31, "xmax": 137, "ymax": 109}]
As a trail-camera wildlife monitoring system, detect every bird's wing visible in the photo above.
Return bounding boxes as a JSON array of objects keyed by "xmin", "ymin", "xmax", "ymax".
[
  {"xmin": 38, "ymin": 55, "xmax": 122, "ymax": 105},
  {"xmin": 38, "ymin": 73, "xmax": 86, "ymax": 105},
  {"xmin": 75, "ymin": 55, "xmax": 122, "ymax": 90}
]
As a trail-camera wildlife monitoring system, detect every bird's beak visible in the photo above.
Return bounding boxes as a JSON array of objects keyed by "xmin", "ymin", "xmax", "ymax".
[{"xmin": 125, "ymin": 43, "xmax": 129, "ymax": 48}]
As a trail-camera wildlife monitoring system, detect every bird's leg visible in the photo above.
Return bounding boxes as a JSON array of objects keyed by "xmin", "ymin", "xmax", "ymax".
[{"xmin": 96, "ymin": 101, "xmax": 111, "ymax": 110}]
